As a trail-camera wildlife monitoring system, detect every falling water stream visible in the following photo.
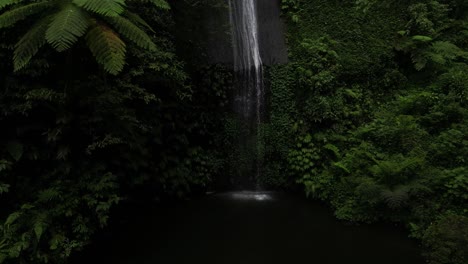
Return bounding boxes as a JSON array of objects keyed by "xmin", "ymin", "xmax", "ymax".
[
  {"xmin": 229, "ymin": 0, "xmax": 264, "ymax": 121},
  {"xmin": 228, "ymin": 0, "xmax": 265, "ymax": 189}
]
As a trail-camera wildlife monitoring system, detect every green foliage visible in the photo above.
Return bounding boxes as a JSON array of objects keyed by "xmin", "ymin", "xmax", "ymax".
[
  {"xmin": 0, "ymin": 0, "xmax": 466, "ymax": 263},
  {"xmin": 281, "ymin": 0, "xmax": 303, "ymax": 23},
  {"xmin": 107, "ymin": 15, "xmax": 157, "ymax": 51},
  {"xmin": 394, "ymin": 1, "xmax": 468, "ymax": 71},
  {"xmin": 277, "ymin": 0, "xmax": 467, "ymax": 262},
  {"xmin": 136, "ymin": 0, "xmax": 170, "ymax": 10},
  {"xmin": 0, "ymin": 0, "xmax": 169, "ymax": 74},
  {"xmin": 13, "ymin": 17, "xmax": 50, "ymax": 70},
  {"xmin": 46, "ymin": 4, "xmax": 90, "ymax": 52},
  {"xmin": 0, "ymin": 170, "xmax": 120, "ymax": 263},
  {"xmin": 423, "ymin": 215, "xmax": 468, "ymax": 264},
  {"xmin": 73, "ymin": 0, "xmax": 126, "ymax": 17},
  {"xmin": 0, "ymin": 2, "xmax": 50, "ymax": 28},
  {"xmin": 289, "ymin": 134, "xmax": 339, "ymax": 199},
  {"xmin": 86, "ymin": 24, "xmax": 126, "ymax": 75},
  {"xmin": 186, "ymin": 147, "xmax": 223, "ymax": 188},
  {"xmin": 0, "ymin": 3, "xmax": 222, "ymax": 263},
  {"xmin": 257, "ymin": 64, "xmax": 297, "ymax": 188}
]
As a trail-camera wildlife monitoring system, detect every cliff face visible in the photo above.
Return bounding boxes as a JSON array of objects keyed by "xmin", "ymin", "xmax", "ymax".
[
  {"xmin": 257, "ymin": 0, "xmax": 288, "ymax": 65},
  {"xmin": 172, "ymin": 0, "xmax": 288, "ymax": 67}
]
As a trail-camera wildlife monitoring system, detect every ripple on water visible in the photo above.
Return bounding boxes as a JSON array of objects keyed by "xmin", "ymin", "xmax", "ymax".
[{"xmin": 215, "ymin": 191, "xmax": 276, "ymax": 201}]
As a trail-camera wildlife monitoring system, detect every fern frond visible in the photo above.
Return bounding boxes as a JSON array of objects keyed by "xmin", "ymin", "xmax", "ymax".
[
  {"xmin": 45, "ymin": 4, "xmax": 90, "ymax": 52},
  {"xmin": 130, "ymin": 0, "xmax": 170, "ymax": 10},
  {"xmin": 73, "ymin": 0, "xmax": 126, "ymax": 17},
  {"xmin": 0, "ymin": 0, "xmax": 24, "ymax": 10},
  {"xmin": 13, "ymin": 16, "xmax": 50, "ymax": 71},
  {"xmin": 108, "ymin": 15, "xmax": 156, "ymax": 50},
  {"xmin": 381, "ymin": 186, "xmax": 409, "ymax": 209},
  {"xmin": 37, "ymin": 187, "xmax": 61, "ymax": 202},
  {"xmin": 0, "ymin": 183, "xmax": 10, "ymax": 194},
  {"xmin": 0, "ymin": 2, "xmax": 50, "ymax": 28},
  {"xmin": 86, "ymin": 24, "xmax": 126, "ymax": 75},
  {"xmin": 324, "ymin": 143, "xmax": 340, "ymax": 158},
  {"xmin": 124, "ymin": 11, "xmax": 154, "ymax": 33},
  {"xmin": 333, "ymin": 161, "xmax": 350, "ymax": 174},
  {"xmin": 429, "ymin": 41, "xmax": 464, "ymax": 64}
]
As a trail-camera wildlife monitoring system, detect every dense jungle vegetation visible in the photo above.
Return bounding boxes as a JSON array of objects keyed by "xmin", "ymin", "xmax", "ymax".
[{"xmin": 0, "ymin": 0, "xmax": 467, "ymax": 263}]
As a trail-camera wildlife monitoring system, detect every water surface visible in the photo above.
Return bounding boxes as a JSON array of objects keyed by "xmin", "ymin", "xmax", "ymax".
[{"xmin": 73, "ymin": 192, "xmax": 424, "ymax": 264}]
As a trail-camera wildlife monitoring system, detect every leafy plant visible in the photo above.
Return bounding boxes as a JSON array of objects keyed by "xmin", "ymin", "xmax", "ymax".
[
  {"xmin": 423, "ymin": 215, "xmax": 468, "ymax": 264},
  {"xmin": 0, "ymin": 0, "xmax": 169, "ymax": 74}
]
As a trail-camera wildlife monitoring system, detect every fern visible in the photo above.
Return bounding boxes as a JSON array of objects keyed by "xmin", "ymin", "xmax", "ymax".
[
  {"xmin": 0, "ymin": 0, "xmax": 24, "ymax": 10},
  {"xmin": 124, "ymin": 10, "xmax": 154, "ymax": 33},
  {"xmin": 428, "ymin": 41, "xmax": 466, "ymax": 65},
  {"xmin": 86, "ymin": 24, "xmax": 126, "ymax": 75},
  {"xmin": 3, "ymin": 0, "xmax": 160, "ymax": 73},
  {"xmin": 0, "ymin": 160, "xmax": 11, "ymax": 171},
  {"xmin": 33, "ymin": 213, "xmax": 47, "ymax": 241},
  {"xmin": 381, "ymin": 185, "xmax": 410, "ymax": 209},
  {"xmin": 4, "ymin": 211, "xmax": 21, "ymax": 227},
  {"xmin": 0, "ymin": 183, "xmax": 10, "ymax": 194},
  {"xmin": 131, "ymin": 0, "xmax": 170, "ymax": 10},
  {"xmin": 13, "ymin": 16, "xmax": 50, "ymax": 71},
  {"xmin": 107, "ymin": 15, "xmax": 156, "ymax": 51},
  {"xmin": 324, "ymin": 143, "xmax": 340, "ymax": 158},
  {"xmin": 37, "ymin": 187, "xmax": 61, "ymax": 202},
  {"xmin": 333, "ymin": 161, "xmax": 350, "ymax": 174},
  {"xmin": 73, "ymin": 0, "xmax": 126, "ymax": 17},
  {"xmin": 0, "ymin": 2, "xmax": 50, "ymax": 29},
  {"xmin": 45, "ymin": 4, "xmax": 90, "ymax": 52}
]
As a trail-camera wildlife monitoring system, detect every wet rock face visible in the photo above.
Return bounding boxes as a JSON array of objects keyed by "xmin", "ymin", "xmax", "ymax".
[
  {"xmin": 172, "ymin": 0, "xmax": 288, "ymax": 66},
  {"xmin": 257, "ymin": 0, "xmax": 288, "ymax": 65}
]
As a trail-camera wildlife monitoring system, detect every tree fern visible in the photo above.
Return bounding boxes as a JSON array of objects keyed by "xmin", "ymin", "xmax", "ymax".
[
  {"xmin": 13, "ymin": 16, "xmax": 50, "ymax": 70},
  {"xmin": 73, "ymin": 0, "xmax": 126, "ymax": 17},
  {"xmin": 86, "ymin": 24, "xmax": 126, "ymax": 75},
  {"xmin": 2, "ymin": 0, "xmax": 160, "ymax": 74},
  {"xmin": 0, "ymin": 0, "xmax": 24, "ymax": 10},
  {"xmin": 124, "ymin": 10, "xmax": 154, "ymax": 33},
  {"xmin": 108, "ymin": 15, "xmax": 156, "ymax": 51},
  {"xmin": 0, "ymin": 2, "xmax": 50, "ymax": 28},
  {"xmin": 45, "ymin": 4, "xmax": 90, "ymax": 52}
]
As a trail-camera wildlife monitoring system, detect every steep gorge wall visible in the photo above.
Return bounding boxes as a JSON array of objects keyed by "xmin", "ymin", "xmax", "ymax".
[{"xmin": 172, "ymin": 0, "xmax": 288, "ymax": 67}]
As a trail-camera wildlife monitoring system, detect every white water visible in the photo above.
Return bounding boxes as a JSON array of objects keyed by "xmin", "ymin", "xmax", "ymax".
[
  {"xmin": 228, "ymin": 0, "xmax": 265, "ymax": 188},
  {"xmin": 228, "ymin": 0, "xmax": 264, "ymax": 124}
]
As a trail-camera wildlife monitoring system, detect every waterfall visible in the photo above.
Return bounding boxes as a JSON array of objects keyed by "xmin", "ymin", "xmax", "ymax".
[
  {"xmin": 228, "ymin": 0, "xmax": 265, "ymax": 189},
  {"xmin": 229, "ymin": 0, "xmax": 264, "ymax": 122}
]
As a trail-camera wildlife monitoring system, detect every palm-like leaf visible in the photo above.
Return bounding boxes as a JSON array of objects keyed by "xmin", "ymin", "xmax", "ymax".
[
  {"xmin": 0, "ymin": 0, "xmax": 23, "ymax": 10},
  {"xmin": 124, "ymin": 11, "xmax": 154, "ymax": 33},
  {"xmin": 86, "ymin": 24, "xmax": 126, "ymax": 75},
  {"xmin": 0, "ymin": 2, "xmax": 49, "ymax": 28},
  {"xmin": 4, "ymin": 0, "xmax": 160, "ymax": 74},
  {"xmin": 108, "ymin": 15, "xmax": 156, "ymax": 50},
  {"xmin": 13, "ymin": 16, "xmax": 51, "ymax": 70},
  {"xmin": 73, "ymin": 0, "xmax": 126, "ymax": 17},
  {"xmin": 45, "ymin": 4, "xmax": 90, "ymax": 52}
]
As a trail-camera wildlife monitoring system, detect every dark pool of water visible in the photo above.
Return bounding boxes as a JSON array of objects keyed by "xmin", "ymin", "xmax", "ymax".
[{"xmin": 72, "ymin": 191, "xmax": 425, "ymax": 264}]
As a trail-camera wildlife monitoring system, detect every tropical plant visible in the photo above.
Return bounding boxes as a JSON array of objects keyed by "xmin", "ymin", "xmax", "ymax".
[{"xmin": 0, "ymin": 0, "xmax": 170, "ymax": 74}]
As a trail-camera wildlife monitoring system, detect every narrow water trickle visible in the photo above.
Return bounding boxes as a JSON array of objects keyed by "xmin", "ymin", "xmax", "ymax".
[{"xmin": 228, "ymin": 0, "xmax": 265, "ymax": 189}]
